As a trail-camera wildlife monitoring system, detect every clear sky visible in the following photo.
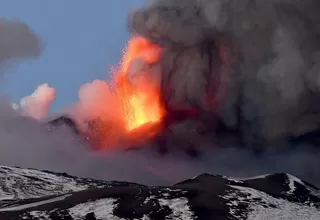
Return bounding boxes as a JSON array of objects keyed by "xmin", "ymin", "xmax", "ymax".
[{"xmin": 0, "ymin": 0, "xmax": 144, "ymax": 112}]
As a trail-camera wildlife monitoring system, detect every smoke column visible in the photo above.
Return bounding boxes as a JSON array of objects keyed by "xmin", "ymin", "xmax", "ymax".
[{"xmin": 128, "ymin": 0, "xmax": 320, "ymax": 146}]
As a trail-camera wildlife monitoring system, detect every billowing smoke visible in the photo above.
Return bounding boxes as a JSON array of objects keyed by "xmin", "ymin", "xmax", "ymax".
[
  {"xmin": 70, "ymin": 80, "xmax": 121, "ymax": 122},
  {"xmin": 13, "ymin": 83, "xmax": 56, "ymax": 119},
  {"xmin": 128, "ymin": 0, "xmax": 320, "ymax": 147},
  {"xmin": 0, "ymin": 18, "xmax": 41, "ymax": 74}
]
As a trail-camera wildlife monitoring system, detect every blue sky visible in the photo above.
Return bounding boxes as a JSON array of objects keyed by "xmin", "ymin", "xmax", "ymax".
[{"xmin": 0, "ymin": 1, "xmax": 144, "ymax": 112}]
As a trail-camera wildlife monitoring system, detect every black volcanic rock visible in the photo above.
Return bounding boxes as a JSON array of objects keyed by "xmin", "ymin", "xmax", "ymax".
[
  {"xmin": 47, "ymin": 116, "xmax": 80, "ymax": 135},
  {"xmin": 0, "ymin": 166, "xmax": 319, "ymax": 219}
]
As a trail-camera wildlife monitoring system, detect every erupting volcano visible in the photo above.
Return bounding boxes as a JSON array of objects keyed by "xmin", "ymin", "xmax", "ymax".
[
  {"xmin": 80, "ymin": 0, "xmax": 320, "ymax": 155},
  {"xmin": 86, "ymin": 36, "xmax": 166, "ymax": 149}
]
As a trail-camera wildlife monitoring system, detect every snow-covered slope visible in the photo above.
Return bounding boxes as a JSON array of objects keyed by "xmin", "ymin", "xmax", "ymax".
[
  {"xmin": 0, "ymin": 165, "xmax": 135, "ymax": 211},
  {"xmin": 0, "ymin": 166, "xmax": 109, "ymax": 201},
  {"xmin": 0, "ymin": 166, "xmax": 319, "ymax": 220}
]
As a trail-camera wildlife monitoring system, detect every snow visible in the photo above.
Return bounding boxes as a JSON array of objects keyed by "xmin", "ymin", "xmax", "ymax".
[
  {"xmin": 285, "ymin": 174, "xmax": 320, "ymax": 198},
  {"xmin": 286, "ymin": 173, "xmax": 306, "ymax": 194},
  {"xmin": 158, "ymin": 198, "xmax": 195, "ymax": 220},
  {"xmin": 69, "ymin": 198, "xmax": 121, "ymax": 220},
  {"xmin": 224, "ymin": 185, "xmax": 320, "ymax": 220},
  {"xmin": 143, "ymin": 195, "xmax": 155, "ymax": 204},
  {"xmin": 69, "ymin": 198, "xmax": 151, "ymax": 220},
  {"xmin": 0, "ymin": 194, "xmax": 71, "ymax": 212},
  {"xmin": 218, "ymin": 174, "xmax": 271, "ymax": 183},
  {"xmin": 29, "ymin": 211, "xmax": 50, "ymax": 219},
  {"xmin": 191, "ymin": 174, "xmax": 201, "ymax": 179},
  {"xmin": 165, "ymin": 188, "xmax": 183, "ymax": 192},
  {"xmin": 222, "ymin": 176, "xmax": 243, "ymax": 183},
  {"xmin": 0, "ymin": 166, "xmax": 105, "ymax": 201},
  {"xmin": 239, "ymin": 174, "xmax": 271, "ymax": 181},
  {"xmin": 162, "ymin": 193, "xmax": 170, "ymax": 197},
  {"xmin": 15, "ymin": 198, "xmax": 153, "ymax": 220}
]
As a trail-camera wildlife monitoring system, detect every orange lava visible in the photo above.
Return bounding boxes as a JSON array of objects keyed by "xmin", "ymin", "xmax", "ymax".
[
  {"xmin": 115, "ymin": 36, "xmax": 165, "ymax": 132},
  {"xmin": 86, "ymin": 36, "xmax": 166, "ymax": 149},
  {"xmin": 83, "ymin": 36, "xmax": 166, "ymax": 150}
]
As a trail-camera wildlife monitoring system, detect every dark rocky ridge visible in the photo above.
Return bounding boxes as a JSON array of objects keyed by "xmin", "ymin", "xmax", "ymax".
[
  {"xmin": 46, "ymin": 116, "xmax": 80, "ymax": 135},
  {"xmin": 0, "ymin": 166, "xmax": 319, "ymax": 219}
]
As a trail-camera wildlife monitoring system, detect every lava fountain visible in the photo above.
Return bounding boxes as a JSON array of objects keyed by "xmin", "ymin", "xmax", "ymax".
[
  {"xmin": 86, "ymin": 36, "xmax": 166, "ymax": 149},
  {"xmin": 115, "ymin": 36, "xmax": 165, "ymax": 131}
]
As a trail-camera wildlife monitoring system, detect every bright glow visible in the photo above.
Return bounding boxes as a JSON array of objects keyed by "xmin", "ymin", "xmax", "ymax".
[{"xmin": 115, "ymin": 36, "xmax": 164, "ymax": 131}]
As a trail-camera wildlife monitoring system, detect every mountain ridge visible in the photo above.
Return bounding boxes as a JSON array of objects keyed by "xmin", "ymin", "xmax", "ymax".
[{"xmin": 0, "ymin": 166, "xmax": 320, "ymax": 219}]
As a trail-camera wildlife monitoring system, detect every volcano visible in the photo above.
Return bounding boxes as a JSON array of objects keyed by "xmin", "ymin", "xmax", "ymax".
[
  {"xmin": 67, "ymin": 35, "xmax": 219, "ymax": 154},
  {"xmin": 4, "ymin": 0, "xmax": 320, "ymax": 219},
  {"xmin": 36, "ymin": 0, "xmax": 320, "ymax": 190},
  {"xmin": 63, "ymin": 0, "xmax": 320, "ymax": 154}
]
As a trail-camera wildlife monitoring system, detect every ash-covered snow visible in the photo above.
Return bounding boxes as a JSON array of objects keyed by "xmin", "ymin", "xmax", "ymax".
[
  {"xmin": 0, "ymin": 165, "xmax": 110, "ymax": 202},
  {"xmin": 14, "ymin": 198, "xmax": 123, "ymax": 220},
  {"xmin": 158, "ymin": 198, "xmax": 194, "ymax": 220},
  {"xmin": 240, "ymin": 174, "xmax": 271, "ymax": 181},
  {"xmin": 0, "ymin": 194, "xmax": 71, "ymax": 212},
  {"xmin": 286, "ymin": 173, "xmax": 306, "ymax": 194},
  {"xmin": 69, "ymin": 198, "xmax": 121, "ymax": 220},
  {"xmin": 11, "ymin": 195, "xmax": 194, "ymax": 219},
  {"xmin": 0, "ymin": 167, "xmax": 319, "ymax": 219},
  {"xmin": 227, "ymin": 185, "xmax": 320, "ymax": 220},
  {"xmin": 29, "ymin": 211, "xmax": 50, "ymax": 219}
]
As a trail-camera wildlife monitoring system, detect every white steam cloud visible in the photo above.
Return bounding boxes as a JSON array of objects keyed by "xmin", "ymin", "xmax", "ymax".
[
  {"xmin": 13, "ymin": 83, "xmax": 56, "ymax": 119},
  {"xmin": 71, "ymin": 80, "xmax": 120, "ymax": 121}
]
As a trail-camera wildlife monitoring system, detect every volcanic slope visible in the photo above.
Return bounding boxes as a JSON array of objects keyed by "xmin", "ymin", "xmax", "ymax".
[{"xmin": 0, "ymin": 166, "xmax": 319, "ymax": 219}]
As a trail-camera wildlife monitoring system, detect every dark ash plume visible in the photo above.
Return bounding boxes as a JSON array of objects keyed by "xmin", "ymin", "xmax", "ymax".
[{"xmin": 128, "ymin": 0, "xmax": 320, "ymax": 147}]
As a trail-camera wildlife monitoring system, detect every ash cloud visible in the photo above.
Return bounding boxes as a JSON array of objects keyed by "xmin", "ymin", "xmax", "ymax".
[
  {"xmin": 1, "ymin": 89, "xmax": 320, "ymax": 186},
  {"xmin": 123, "ymin": 0, "xmax": 320, "ymax": 185},
  {"xmin": 2, "ymin": 93, "xmax": 320, "ymax": 186},
  {"xmin": 129, "ymin": 0, "xmax": 320, "ymax": 145},
  {"xmin": 0, "ymin": 18, "xmax": 41, "ymax": 70}
]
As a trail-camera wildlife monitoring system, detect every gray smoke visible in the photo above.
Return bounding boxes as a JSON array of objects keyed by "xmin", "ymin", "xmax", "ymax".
[
  {"xmin": 3, "ymin": 96, "xmax": 320, "ymax": 186},
  {"xmin": 129, "ymin": 0, "xmax": 320, "ymax": 146},
  {"xmin": 0, "ymin": 18, "xmax": 41, "ymax": 64}
]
